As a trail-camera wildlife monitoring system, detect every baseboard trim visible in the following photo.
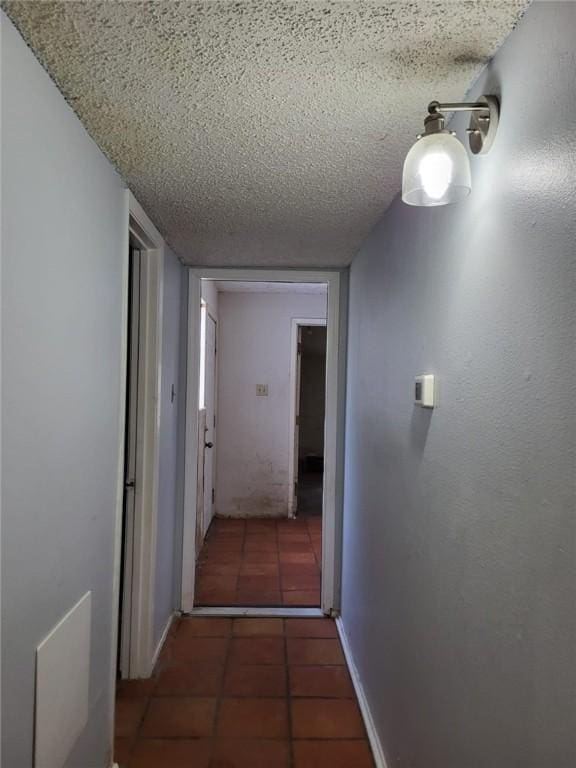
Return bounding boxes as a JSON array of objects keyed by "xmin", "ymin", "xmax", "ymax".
[
  {"xmin": 151, "ymin": 611, "xmax": 176, "ymax": 670},
  {"xmin": 336, "ymin": 617, "xmax": 389, "ymax": 768},
  {"xmin": 188, "ymin": 606, "xmax": 325, "ymax": 618}
]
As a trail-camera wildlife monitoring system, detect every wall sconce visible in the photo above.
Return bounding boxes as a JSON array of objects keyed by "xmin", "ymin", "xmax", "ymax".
[{"xmin": 402, "ymin": 96, "xmax": 499, "ymax": 206}]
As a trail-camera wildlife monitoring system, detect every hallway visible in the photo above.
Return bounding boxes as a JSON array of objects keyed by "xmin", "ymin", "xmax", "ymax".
[
  {"xmin": 3, "ymin": 3, "xmax": 576, "ymax": 767},
  {"xmin": 115, "ymin": 616, "xmax": 374, "ymax": 767},
  {"xmin": 195, "ymin": 518, "xmax": 322, "ymax": 607}
]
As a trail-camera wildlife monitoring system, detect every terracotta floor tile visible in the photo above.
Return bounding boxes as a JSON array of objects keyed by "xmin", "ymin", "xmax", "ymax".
[
  {"xmin": 177, "ymin": 617, "xmax": 232, "ymax": 637},
  {"xmin": 285, "ymin": 618, "xmax": 338, "ymax": 638},
  {"xmin": 196, "ymin": 589, "xmax": 237, "ymax": 606},
  {"xmin": 199, "ymin": 562, "xmax": 241, "ymax": 576},
  {"xmin": 241, "ymin": 551, "xmax": 279, "ymax": 564},
  {"xmin": 281, "ymin": 574, "xmax": 320, "ymax": 591},
  {"xmin": 141, "ymin": 697, "xmax": 216, "ymax": 738},
  {"xmin": 217, "ymin": 698, "xmax": 289, "ymax": 739},
  {"xmin": 196, "ymin": 573, "xmax": 238, "ymax": 592},
  {"xmin": 289, "ymin": 665, "xmax": 354, "ymax": 698},
  {"xmin": 223, "ymin": 664, "xmax": 287, "ymax": 697},
  {"xmin": 199, "ymin": 550, "xmax": 243, "ymax": 564},
  {"xmin": 212, "ymin": 517, "xmax": 245, "ymax": 528},
  {"xmin": 287, "ymin": 638, "xmax": 344, "ymax": 665},
  {"xmin": 278, "ymin": 541, "xmax": 313, "ymax": 553},
  {"xmin": 229, "ymin": 637, "xmax": 285, "ymax": 665},
  {"xmin": 237, "ymin": 575, "xmax": 280, "ymax": 592},
  {"xmin": 211, "ymin": 739, "xmax": 290, "ymax": 767},
  {"xmin": 282, "ymin": 590, "xmax": 321, "ymax": 606},
  {"xmin": 114, "ymin": 737, "xmax": 134, "ymax": 766},
  {"xmin": 116, "ymin": 617, "xmax": 375, "ymax": 768},
  {"xmin": 203, "ymin": 540, "xmax": 244, "ymax": 552},
  {"xmin": 280, "ymin": 563, "xmax": 321, "ymax": 579},
  {"xmin": 116, "ymin": 678, "xmax": 157, "ymax": 699},
  {"xmin": 129, "ymin": 738, "xmax": 212, "ymax": 768},
  {"xmin": 245, "ymin": 530, "xmax": 277, "ymax": 540},
  {"xmin": 209, "ymin": 532, "xmax": 245, "ymax": 544},
  {"xmin": 114, "ymin": 697, "xmax": 148, "ymax": 739},
  {"xmin": 239, "ymin": 562, "xmax": 279, "ymax": 577},
  {"xmin": 235, "ymin": 589, "xmax": 282, "ymax": 606},
  {"xmin": 171, "ymin": 636, "xmax": 229, "ymax": 664},
  {"xmin": 246, "ymin": 519, "xmax": 278, "ymax": 530},
  {"xmin": 291, "ymin": 698, "xmax": 365, "ymax": 739},
  {"xmin": 277, "ymin": 519, "xmax": 309, "ymax": 530},
  {"xmin": 277, "ymin": 531, "xmax": 311, "ymax": 541},
  {"xmin": 293, "ymin": 740, "xmax": 374, "ymax": 768},
  {"xmin": 154, "ymin": 661, "xmax": 224, "ymax": 697},
  {"xmin": 244, "ymin": 542, "xmax": 279, "ymax": 553},
  {"xmin": 233, "ymin": 618, "xmax": 284, "ymax": 636},
  {"xmin": 279, "ymin": 551, "xmax": 317, "ymax": 564}
]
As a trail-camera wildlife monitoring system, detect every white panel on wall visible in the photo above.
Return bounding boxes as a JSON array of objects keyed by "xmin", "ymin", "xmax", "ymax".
[{"xmin": 35, "ymin": 592, "xmax": 91, "ymax": 768}]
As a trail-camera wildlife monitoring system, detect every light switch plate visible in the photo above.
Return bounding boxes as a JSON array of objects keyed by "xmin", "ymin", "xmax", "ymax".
[{"xmin": 256, "ymin": 384, "xmax": 269, "ymax": 396}]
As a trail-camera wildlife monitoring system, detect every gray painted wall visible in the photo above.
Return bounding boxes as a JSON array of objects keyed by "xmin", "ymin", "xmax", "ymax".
[
  {"xmin": 1, "ymin": 13, "xmax": 188, "ymax": 766},
  {"xmin": 342, "ymin": 3, "xmax": 576, "ymax": 767},
  {"xmin": 154, "ymin": 249, "xmax": 184, "ymax": 648},
  {"xmin": 1, "ymin": 13, "xmax": 125, "ymax": 768}
]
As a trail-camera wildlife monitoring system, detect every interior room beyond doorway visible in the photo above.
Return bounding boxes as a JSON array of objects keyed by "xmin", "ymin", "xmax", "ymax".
[{"xmin": 193, "ymin": 280, "xmax": 328, "ymax": 609}]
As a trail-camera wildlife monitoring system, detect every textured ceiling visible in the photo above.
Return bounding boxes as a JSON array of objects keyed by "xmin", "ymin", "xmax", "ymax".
[{"xmin": 3, "ymin": 1, "xmax": 528, "ymax": 267}]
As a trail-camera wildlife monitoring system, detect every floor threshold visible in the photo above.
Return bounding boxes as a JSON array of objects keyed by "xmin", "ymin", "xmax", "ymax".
[{"xmin": 187, "ymin": 606, "xmax": 326, "ymax": 618}]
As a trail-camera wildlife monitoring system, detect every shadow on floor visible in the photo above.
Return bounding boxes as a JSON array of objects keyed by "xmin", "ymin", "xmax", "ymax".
[{"xmin": 297, "ymin": 468, "xmax": 323, "ymax": 518}]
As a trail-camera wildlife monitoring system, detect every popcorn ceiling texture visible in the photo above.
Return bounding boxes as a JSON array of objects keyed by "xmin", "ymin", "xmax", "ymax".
[{"xmin": 3, "ymin": 1, "xmax": 528, "ymax": 266}]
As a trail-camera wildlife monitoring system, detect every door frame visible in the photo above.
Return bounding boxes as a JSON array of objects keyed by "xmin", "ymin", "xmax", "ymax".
[
  {"xmin": 196, "ymin": 299, "xmax": 218, "ymax": 549},
  {"xmin": 201, "ymin": 309, "xmax": 218, "ymax": 538},
  {"xmin": 181, "ymin": 268, "xmax": 344, "ymax": 616},
  {"xmin": 112, "ymin": 191, "xmax": 165, "ymax": 680},
  {"xmin": 288, "ymin": 318, "xmax": 328, "ymax": 517}
]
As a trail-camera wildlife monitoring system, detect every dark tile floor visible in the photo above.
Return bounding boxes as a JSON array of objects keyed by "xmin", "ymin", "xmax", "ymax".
[
  {"xmin": 115, "ymin": 616, "xmax": 375, "ymax": 768},
  {"xmin": 195, "ymin": 517, "xmax": 322, "ymax": 607}
]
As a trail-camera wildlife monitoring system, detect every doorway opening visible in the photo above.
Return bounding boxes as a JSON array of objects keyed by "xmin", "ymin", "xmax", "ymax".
[
  {"xmin": 183, "ymin": 273, "xmax": 342, "ymax": 615},
  {"xmin": 293, "ymin": 323, "xmax": 327, "ymax": 519},
  {"xmin": 115, "ymin": 196, "xmax": 164, "ymax": 680},
  {"xmin": 117, "ymin": 242, "xmax": 141, "ymax": 677}
]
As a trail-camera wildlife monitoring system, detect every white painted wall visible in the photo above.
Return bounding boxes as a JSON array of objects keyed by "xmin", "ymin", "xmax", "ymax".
[{"xmin": 215, "ymin": 291, "xmax": 327, "ymax": 517}]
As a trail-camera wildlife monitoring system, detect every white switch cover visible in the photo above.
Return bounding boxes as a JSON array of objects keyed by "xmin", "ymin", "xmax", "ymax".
[
  {"xmin": 35, "ymin": 591, "xmax": 91, "ymax": 768},
  {"xmin": 414, "ymin": 374, "xmax": 436, "ymax": 408},
  {"xmin": 256, "ymin": 384, "xmax": 269, "ymax": 396}
]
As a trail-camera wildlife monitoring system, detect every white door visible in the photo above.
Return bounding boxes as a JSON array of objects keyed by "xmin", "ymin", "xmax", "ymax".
[{"xmin": 203, "ymin": 314, "xmax": 217, "ymax": 535}]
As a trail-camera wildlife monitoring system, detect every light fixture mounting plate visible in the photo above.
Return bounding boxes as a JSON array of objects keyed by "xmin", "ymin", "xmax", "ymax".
[{"xmin": 468, "ymin": 95, "xmax": 499, "ymax": 154}]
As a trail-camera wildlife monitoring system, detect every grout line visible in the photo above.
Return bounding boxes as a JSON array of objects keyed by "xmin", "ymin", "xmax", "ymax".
[
  {"xmin": 284, "ymin": 619, "xmax": 295, "ymax": 768},
  {"xmin": 208, "ymin": 620, "xmax": 232, "ymax": 759}
]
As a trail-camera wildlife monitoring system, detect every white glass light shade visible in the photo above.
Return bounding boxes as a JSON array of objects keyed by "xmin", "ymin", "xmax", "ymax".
[{"xmin": 402, "ymin": 132, "xmax": 471, "ymax": 206}]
